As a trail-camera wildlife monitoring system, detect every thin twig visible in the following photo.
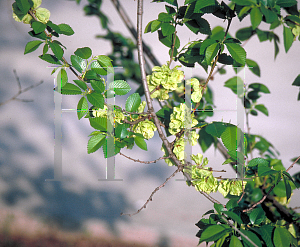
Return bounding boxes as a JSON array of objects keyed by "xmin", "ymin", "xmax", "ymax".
[
  {"xmin": 110, "ymin": 0, "xmax": 160, "ymax": 66},
  {"xmin": 286, "ymin": 155, "xmax": 300, "ymax": 173},
  {"xmin": 0, "ymin": 70, "xmax": 43, "ymax": 107},
  {"xmin": 121, "ymin": 168, "xmax": 181, "ymax": 216},
  {"xmin": 119, "ymin": 152, "xmax": 170, "ymax": 164}
]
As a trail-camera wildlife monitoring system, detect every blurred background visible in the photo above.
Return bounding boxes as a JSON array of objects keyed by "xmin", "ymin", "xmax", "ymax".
[{"xmin": 0, "ymin": 0, "xmax": 299, "ymax": 246}]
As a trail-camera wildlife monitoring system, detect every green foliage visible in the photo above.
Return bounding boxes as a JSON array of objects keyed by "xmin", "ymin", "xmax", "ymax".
[{"xmin": 12, "ymin": 0, "xmax": 300, "ymax": 245}]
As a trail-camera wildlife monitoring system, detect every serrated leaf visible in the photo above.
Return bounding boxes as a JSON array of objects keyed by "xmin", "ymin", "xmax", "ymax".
[
  {"xmin": 91, "ymin": 80, "xmax": 105, "ymax": 93},
  {"xmin": 39, "ymin": 54, "xmax": 61, "ymax": 65},
  {"xmin": 109, "ymin": 80, "xmax": 131, "ymax": 95},
  {"xmin": 221, "ymin": 126, "xmax": 242, "ymax": 152},
  {"xmin": 89, "ymin": 117, "xmax": 107, "ymax": 131},
  {"xmin": 256, "ymin": 225, "xmax": 275, "ymax": 247},
  {"xmin": 224, "ymin": 211, "xmax": 243, "ymax": 225},
  {"xmin": 87, "ymin": 134, "xmax": 105, "ymax": 154},
  {"xmin": 134, "ymin": 136, "xmax": 147, "ymax": 151},
  {"xmin": 32, "ymin": 21, "xmax": 46, "ymax": 34},
  {"xmin": 240, "ymin": 229, "xmax": 262, "ymax": 247},
  {"xmin": 248, "ymin": 157, "xmax": 269, "ymax": 167},
  {"xmin": 195, "ymin": 0, "xmax": 216, "ymax": 10},
  {"xmin": 258, "ymin": 166, "xmax": 278, "ymax": 177},
  {"xmin": 273, "ymin": 227, "xmax": 292, "ymax": 247},
  {"xmin": 283, "ymin": 26, "xmax": 294, "ymax": 53},
  {"xmin": 61, "ymin": 83, "xmax": 82, "ymax": 95},
  {"xmin": 24, "ymin": 40, "xmax": 43, "ymax": 54},
  {"xmin": 250, "ymin": 7, "xmax": 262, "ymax": 30},
  {"xmin": 205, "ymin": 43, "xmax": 219, "ymax": 65},
  {"xmin": 71, "ymin": 54, "xmax": 86, "ymax": 73},
  {"xmin": 57, "ymin": 69, "xmax": 68, "ymax": 88},
  {"xmin": 87, "ymin": 92, "xmax": 104, "ymax": 108},
  {"xmin": 103, "ymin": 137, "xmax": 120, "ymax": 158},
  {"xmin": 283, "ymin": 176, "xmax": 292, "ymax": 200},
  {"xmin": 125, "ymin": 93, "xmax": 141, "ymax": 112},
  {"xmin": 90, "ymin": 61, "xmax": 107, "ymax": 75},
  {"xmin": 85, "ymin": 70, "xmax": 98, "ymax": 80},
  {"xmin": 77, "ymin": 97, "xmax": 88, "ymax": 120},
  {"xmin": 225, "ymin": 43, "xmax": 246, "ymax": 65},
  {"xmin": 205, "ymin": 122, "xmax": 226, "ymax": 138},
  {"xmin": 218, "ymin": 53, "xmax": 234, "ymax": 65},
  {"xmin": 276, "ymin": 0, "xmax": 297, "ymax": 7},
  {"xmin": 97, "ymin": 55, "xmax": 113, "ymax": 71},
  {"xmin": 255, "ymin": 104, "xmax": 268, "ymax": 116},
  {"xmin": 200, "ymin": 225, "xmax": 231, "ymax": 243},
  {"xmin": 49, "ymin": 42, "xmax": 64, "ymax": 60},
  {"xmin": 249, "ymin": 207, "xmax": 266, "ymax": 225},
  {"xmin": 58, "ymin": 23, "xmax": 74, "ymax": 36},
  {"xmin": 151, "ymin": 20, "xmax": 162, "ymax": 33},
  {"xmin": 75, "ymin": 47, "xmax": 92, "ymax": 59},
  {"xmin": 73, "ymin": 80, "xmax": 87, "ymax": 90},
  {"xmin": 246, "ymin": 59, "xmax": 260, "ymax": 77},
  {"xmin": 115, "ymin": 124, "xmax": 129, "ymax": 139},
  {"xmin": 231, "ymin": 0, "xmax": 256, "ymax": 6}
]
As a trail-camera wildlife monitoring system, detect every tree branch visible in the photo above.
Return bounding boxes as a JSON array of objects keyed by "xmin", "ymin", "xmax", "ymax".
[
  {"xmin": 119, "ymin": 152, "xmax": 170, "ymax": 164},
  {"xmin": 121, "ymin": 167, "xmax": 181, "ymax": 216},
  {"xmin": 110, "ymin": 0, "xmax": 160, "ymax": 67},
  {"xmin": 0, "ymin": 70, "xmax": 43, "ymax": 107}
]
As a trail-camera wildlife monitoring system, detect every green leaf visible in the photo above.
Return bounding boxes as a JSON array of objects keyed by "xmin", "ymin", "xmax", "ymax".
[
  {"xmin": 16, "ymin": 0, "xmax": 31, "ymax": 14},
  {"xmin": 223, "ymin": 211, "xmax": 243, "ymax": 225},
  {"xmin": 246, "ymin": 59, "xmax": 260, "ymax": 77},
  {"xmin": 248, "ymin": 157, "xmax": 269, "ymax": 167},
  {"xmin": 248, "ymin": 83, "xmax": 270, "ymax": 93},
  {"xmin": 39, "ymin": 54, "xmax": 61, "ymax": 65},
  {"xmin": 91, "ymin": 80, "xmax": 105, "ymax": 93},
  {"xmin": 151, "ymin": 20, "xmax": 162, "ymax": 33},
  {"xmin": 258, "ymin": 166, "xmax": 278, "ymax": 177},
  {"xmin": 214, "ymin": 203, "xmax": 225, "ymax": 215},
  {"xmin": 42, "ymin": 44, "xmax": 48, "ymax": 55},
  {"xmin": 249, "ymin": 207, "xmax": 266, "ymax": 225},
  {"xmin": 109, "ymin": 80, "xmax": 131, "ymax": 95},
  {"xmin": 260, "ymin": 6, "xmax": 277, "ymax": 24},
  {"xmin": 125, "ymin": 93, "xmax": 141, "ymax": 112},
  {"xmin": 205, "ymin": 122, "xmax": 226, "ymax": 138},
  {"xmin": 77, "ymin": 97, "xmax": 88, "ymax": 120},
  {"xmin": 283, "ymin": 26, "xmax": 294, "ymax": 53},
  {"xmin": 218, "ymin": 53, "xmax": 234, "ymax": 65},
  {"xmin": 198, "ymin": 127, "xmax": 214, "ymax": 152},
  {"xmin": 221, "ymin": 126, "xmax": 242, "ymax": 152},
  {"xmin": 134, "ymin": 136, "xmax": 147, "ymax": 151},
  {"xmin": 283, "ymin": 176, "xmax": 292, "ymax": 200},
  {"xmin": 71, "ymin": 55, "xmax": 86, "ymax": 73},
  {"xmin": 231, "ymin": 0, "xmax": 256, "ymax": 6},
  {"xmin": 224, "ymin": 76, "xmax": 244, "ymax": 95},
  {"xmin": 103, "ymin": 137, "xmax": 120, "ymax": 158},
  {"xmin": 200, "ymin": 225, "xmax": 231, "ymax": 243},
  {"xmin": 236, "ymin": 27, "xmax": 254, "ymax": 41},
  {"xmin": 256, "ymin": 225, "xmax": 275, "ymax": 247},
  {"xmin": 225, "ymin": 43, "xmax": 246, "ymax": 65},
  {"xmin": 282, "ymin": 171, "xmax": 297, "ymax": 187},
  {"xmin": 87, "ymin": 134, "xmax": 105, "ymax": 154},
  {"xmin": 161, "ymin": 22, "xmax": 175, "ymax": 36},
  {"xmin": 276, "ymin": 0, "xmax": 297, "ymax": 7},
  {"xmin": 73, "ymin": 80, "xmax": 87, "ymax": 90},
  {"xmin": 57, "ymin": 23, "xmax": 74, "ymax": 36},
  {"xmin": 115, "ymin": 124, "xmax": 129, "ymax": 139},
  {"xmin": 49, "ymin": 42, "xmax": 64, "ymax": 60},
  {"xmin": 229, "ymin": 235, "xmax": 243, "ymax": 247},
  {"xmin": 87, "ymin": 92, "xmax": 104, "ymax": 108},
  {"xmin": 158, "ymin": 30, "xmax": 180, "ymax": 49},
  {"xmin": 32, "ymin": 21, "xmax": 46, "ymax": 34},
  {"xmin": 205, "ymin": 43, "xmax": 219, "ymax": 65},
  {"xmin": 195, "ymin": 0, "xmax": 216, "ymax": 10},
  {"xmin": 74, "ymin": 47, "xmax": 92, "ymax": 59},
  {"xmin": 61, "ymin": 83, "xmax": 82, "ymax": 95},
  {"xmin": 97, "ymin": 55, "xmax": 113, "ymax": 70},
  {"xmin": 85, "ymin": 70, "xmax": 98, "ymax": 80},
  {"xmin": 255, "ymin": 104, "xmax": 268, "ymax": 116},
  {"xmin": 89, "ymin": 117, "xmax": 107, "ymax": 131},
  {"xmin": 240, "ymin": 229, "xmax": 262, "ymax": 247},
  {"xmin": 24, "ymin": 40, "xmax": 43, "ymax": 54},
  {"xmin": 91, "ymin": 61, "xmax": 107, "ymax": 75},
  {"xmin": 250, "ymin": 7, "xmax": 262, "ymax": 30},
  {"xmin": 273, "ymin": 227, "xmax": 292, "ymax": 247},
  {"xmin": 57, "ymin": 69, "xmax": 68, "ymax": 88},
  {"xmin": 292, "ymin": 74, "xmax": 300, "ymax": 86}
]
